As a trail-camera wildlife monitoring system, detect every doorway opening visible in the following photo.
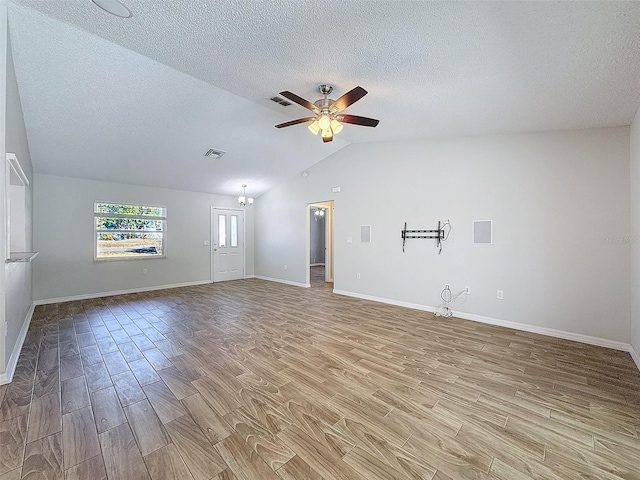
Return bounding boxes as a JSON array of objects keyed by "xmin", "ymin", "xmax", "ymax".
[{"xmin": 307, "ymin": 201, "xmax": 334, "ymax": 288}]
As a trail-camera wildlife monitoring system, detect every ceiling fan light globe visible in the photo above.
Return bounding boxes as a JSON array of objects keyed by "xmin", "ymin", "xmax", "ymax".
[
  {"xmin": 238, "ymin": 195, "xmax": 245, "ymax": 205},
  {"xmin": 318, "ymin": 115, "xmax": 331, "ymax": 130},
  {"xmin": 308, "ymin": 120, "xmax": 320, "ymax": 135},
  {"xmin": 330, "ymin": 119, "xmax": 343, "ymax": 134},
  {"xmin": 321, "ymin": 128, "xmax": 332, "ymax": 138}
]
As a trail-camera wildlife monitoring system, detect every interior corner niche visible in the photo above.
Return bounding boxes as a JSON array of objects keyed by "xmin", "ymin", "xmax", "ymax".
[{"xmin": 5, "ymin": 153, "xmax": 36, "ymax": 263}]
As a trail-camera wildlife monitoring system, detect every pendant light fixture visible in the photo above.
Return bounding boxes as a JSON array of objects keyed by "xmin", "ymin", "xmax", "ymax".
[{"xmin": 238, "ymin": 185, "xmax": 254, "ymax": 206}]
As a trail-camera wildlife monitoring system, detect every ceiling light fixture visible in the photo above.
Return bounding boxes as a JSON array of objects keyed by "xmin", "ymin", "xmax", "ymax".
[
  {"xmin": 318, "ymin": 114, "xmax": 331, "ymax": 131},
  {"xmin": 91, "ymin": 0, "xmax": 132, "ymax": 18},
  {"xmin": 314, "ymin": 208, "xmax": 325, "ymax": 217},
  {"xmin": 330, "ymin": 119, "xmax": 343, "ymax": 134},
  {"xmin": 307, "ymin": 120, "xmax": 320, "ymax": 135},
  {"xmin": 238, "ymin": 185, "xmax": 254, "ymax": 207}
]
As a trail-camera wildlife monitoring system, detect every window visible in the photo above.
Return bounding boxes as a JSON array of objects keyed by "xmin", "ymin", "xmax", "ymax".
[
  {"xmin": 218, "ymin": 214, "xmax": 226, "ymax": 247},
  {"xmin": 95, "ymin": 203, "xmax": 166, "ymax": 259},
  {"xmin": 230, "ymin": 215, "xmax": 238, "ymax": 247}
]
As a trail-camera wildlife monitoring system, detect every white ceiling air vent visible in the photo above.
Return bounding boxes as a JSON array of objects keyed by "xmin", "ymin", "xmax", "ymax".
[
  {"xmin": 270, "ymin": 96, "xmax": 291, "ymax": 106},
  {"xmin": 203, "ymin": 148, "xmax": 225, "ymax": 159}
]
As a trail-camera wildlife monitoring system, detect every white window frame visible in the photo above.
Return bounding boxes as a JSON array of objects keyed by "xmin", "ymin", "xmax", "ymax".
[{"xmin": 94, "ymin": 202, "xmax": 167, "ymax": 261}]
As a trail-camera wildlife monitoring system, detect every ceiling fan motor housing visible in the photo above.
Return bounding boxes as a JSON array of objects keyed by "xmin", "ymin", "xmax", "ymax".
[
  {"xmin": 315, "ymin": 84, "xmax": 336, "ymax": 113},
  {"xmin": 314, "ymin": 97, "xmax": 335, "ymax": 111}
]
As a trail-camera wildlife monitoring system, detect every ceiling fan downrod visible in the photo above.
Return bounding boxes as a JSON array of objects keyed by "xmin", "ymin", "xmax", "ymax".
[{"xmin": 315, "ymin": 84, "xmax": 335, "ymax": 112}]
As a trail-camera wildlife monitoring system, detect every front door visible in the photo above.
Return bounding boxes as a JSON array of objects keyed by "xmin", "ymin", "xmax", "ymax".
[{"xmin": 211, "ymin": 207, "xmax": 244, "ymax": 282}]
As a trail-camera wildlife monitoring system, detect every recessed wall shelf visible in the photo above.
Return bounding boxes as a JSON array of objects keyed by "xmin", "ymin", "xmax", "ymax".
[
  {"xmin": 6, "ymin": 153, "xmax": 30, "ymax": 261},
  {"xmin": 6, "ymin": 251, "xmax": 38, "ymax": 263}
]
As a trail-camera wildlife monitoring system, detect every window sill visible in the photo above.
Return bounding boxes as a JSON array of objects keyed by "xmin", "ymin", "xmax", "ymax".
[{"xmin": 94, "ymin": 255, "xmax": 167, "ymax": 262}]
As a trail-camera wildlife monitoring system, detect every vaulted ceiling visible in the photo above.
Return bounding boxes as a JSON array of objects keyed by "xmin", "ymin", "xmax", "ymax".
[{"xmin": 7, "ymin": 1, "xmax": 640, "ymax": 196}]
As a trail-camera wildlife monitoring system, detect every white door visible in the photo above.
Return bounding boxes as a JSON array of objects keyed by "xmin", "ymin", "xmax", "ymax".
[{"xmin": 211, "ymin": 208, "xmax": 244, "ymax": 282}]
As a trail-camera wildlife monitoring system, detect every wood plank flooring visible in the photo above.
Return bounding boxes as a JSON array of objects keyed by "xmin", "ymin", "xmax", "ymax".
[{"xmin": 1, "ymin": 276, "xmax": 640, "ymax": 479}]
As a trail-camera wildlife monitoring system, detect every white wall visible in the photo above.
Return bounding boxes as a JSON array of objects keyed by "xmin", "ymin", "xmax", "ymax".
[
  {"xmin": 0, "ymin": 1, "xmax": 7, "ymax": 377},
  {"xmin": 255, "ymin": 127, "xmax": 631, "ymax": 344},
  {"xmin": 3, "ymin": 30, "xmax": 34, "ymax": 377},
  {"xmin": 630, "ymin": 110, "xmax": 640, "ymax": 362},
  {"xmin": 34, "ymin": 174, "xmax": 254, "ymax": 301}
]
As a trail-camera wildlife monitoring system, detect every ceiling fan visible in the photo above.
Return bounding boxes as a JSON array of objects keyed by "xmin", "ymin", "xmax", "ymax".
[{"xmin": 275, "ymin": 85, "xmax": 379, "ymax": 143}]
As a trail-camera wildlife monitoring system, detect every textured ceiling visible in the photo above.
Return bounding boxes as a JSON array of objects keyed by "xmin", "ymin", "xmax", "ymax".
[{"xmin": 7, "ymin": 0, "xmax": 640, "ymax": 196}]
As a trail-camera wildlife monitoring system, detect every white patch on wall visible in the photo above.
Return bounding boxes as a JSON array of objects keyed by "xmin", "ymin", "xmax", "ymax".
[
  {"xmin": 473, "ymin": 220, "xmax": 492, "ymax": 244},
  {"xmin": 360, "ymin": 225, "xmax": 372, "ymax": 243}
]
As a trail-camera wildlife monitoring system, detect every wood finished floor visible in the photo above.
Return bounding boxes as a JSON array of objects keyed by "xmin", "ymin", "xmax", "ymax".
[{"xmin": 1, "ymin": 276, "xmax": 640, "ymax": 479}]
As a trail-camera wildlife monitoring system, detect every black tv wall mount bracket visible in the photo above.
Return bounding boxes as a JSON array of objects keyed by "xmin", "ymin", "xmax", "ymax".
[{"xmin": 401, "ymin": 221, "xmax": 444, "ymax": 253}]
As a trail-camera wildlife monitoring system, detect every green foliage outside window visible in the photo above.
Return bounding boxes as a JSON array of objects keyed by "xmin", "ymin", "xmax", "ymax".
[{"xmin": 94, "ymin": 203, "xmax": 166, "ymax": 259}]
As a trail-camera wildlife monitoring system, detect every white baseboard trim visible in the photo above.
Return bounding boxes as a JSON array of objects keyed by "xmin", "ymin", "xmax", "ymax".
[
  {"xmin": 310, "ymin": 263, "xmax": 326, "ymax": 267},
  {"xmin": 254, "ymin": 276, "xmax": 310, "ymax": 288},
  {"xmin": 244, "ymin": 275, "xmax": 256, "ymax": 279},
  {"xmin": 1, "ymin": 302, "xmax": 35, "ymax": 385},
  {"xmin": 333, "ymin": 289, "xmax": 630, "ymax": 352},
  {"xmin": 455, "ymin": 310, "xmax": 630, "ymax": 352},
  {"xmin": 333, "ymin": 289, "xmax": 436, "ymax": 314},
  {"xmin": 630, "ymin": 345, "xmax": 640, "ymax": 371},
  {"xmin": 34, "ymin": 280, "xmax": 212, "ymax": 306}
]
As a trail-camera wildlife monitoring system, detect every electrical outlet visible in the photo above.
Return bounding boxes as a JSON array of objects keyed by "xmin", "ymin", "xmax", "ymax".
[
  {"xmin": 465, "ymin": 286, "xmax": 470, "ymax": 294},
  {"xmin": 357, "ymin": 273, "xmax": 361, "ymax": 280},
  {"xmin": 204, "ymin": 240, "xmax": 210, "ymax": 246},
  {"xmin": 497, "ymin": 290, "xmax": 504, "ymax": 300},
  {"xmin": 284, "ymin": 264, "xmax": 287, "ymax": 270},
  {"xmin": 142, "ymin": 268, "xmax": 147, "ymax": 275},
  {"xmin": 347, "ymin": 237, "xmax": 353, "ymax": 244}
]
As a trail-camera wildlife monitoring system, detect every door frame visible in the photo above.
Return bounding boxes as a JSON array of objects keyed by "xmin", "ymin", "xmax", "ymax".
[
  {"xmin": 210, "ymin": 206, "xmax": 246, "ymax": 282},
  {"xmin": 306, "ymin": 200, "xmax": 334, "ymax": 286}
]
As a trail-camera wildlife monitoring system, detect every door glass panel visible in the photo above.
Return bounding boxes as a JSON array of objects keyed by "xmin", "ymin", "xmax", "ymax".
[
  {"xmin": 231, "ymin": 215, "xmax": 238, "ymax": 247},
  {"xmin": 218, "ymin": 214, "xmax": 226, "ymax": 247}
]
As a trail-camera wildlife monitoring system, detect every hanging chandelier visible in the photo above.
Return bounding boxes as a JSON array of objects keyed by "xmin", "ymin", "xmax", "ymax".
[{"xmin": 238, "ymin": 185, "xmax": 254, "ymax": 206}]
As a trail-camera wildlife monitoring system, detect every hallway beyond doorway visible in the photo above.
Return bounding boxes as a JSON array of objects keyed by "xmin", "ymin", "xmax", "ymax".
[{"xmin": 310, "ymin": 265, "xmax": 332, "ymax": 289}]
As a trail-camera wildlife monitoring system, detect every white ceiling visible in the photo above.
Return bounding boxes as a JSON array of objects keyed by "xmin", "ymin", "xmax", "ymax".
[{"xmin": 7, "ymin": 1, "xmax": 640, "ymax": 197}]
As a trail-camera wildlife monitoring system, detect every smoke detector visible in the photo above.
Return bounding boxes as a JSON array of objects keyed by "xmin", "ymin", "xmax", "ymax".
[{"xmin": 91, "ymin": 0, "xmax": 132, "ymax": 18}]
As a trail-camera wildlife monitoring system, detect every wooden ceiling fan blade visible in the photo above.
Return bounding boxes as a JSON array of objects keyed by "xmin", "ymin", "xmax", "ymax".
[
  {"xmin": 279, "ymin": 91, "xmax": 320, "ymax": 113},
  {"xmin": 322, "ymin": 134, "xmax": 333, "ymax": 143},
  {"xmin": 339, "ymin": 114, "xmax": 379, "ymax": 127},
  {"xmin": 329, "ymin": 86, "xmax": 367, "ymax": 113},
  {"xmin": 275, "ymin": 117, "xmax": 316, "ymax": 128}
]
